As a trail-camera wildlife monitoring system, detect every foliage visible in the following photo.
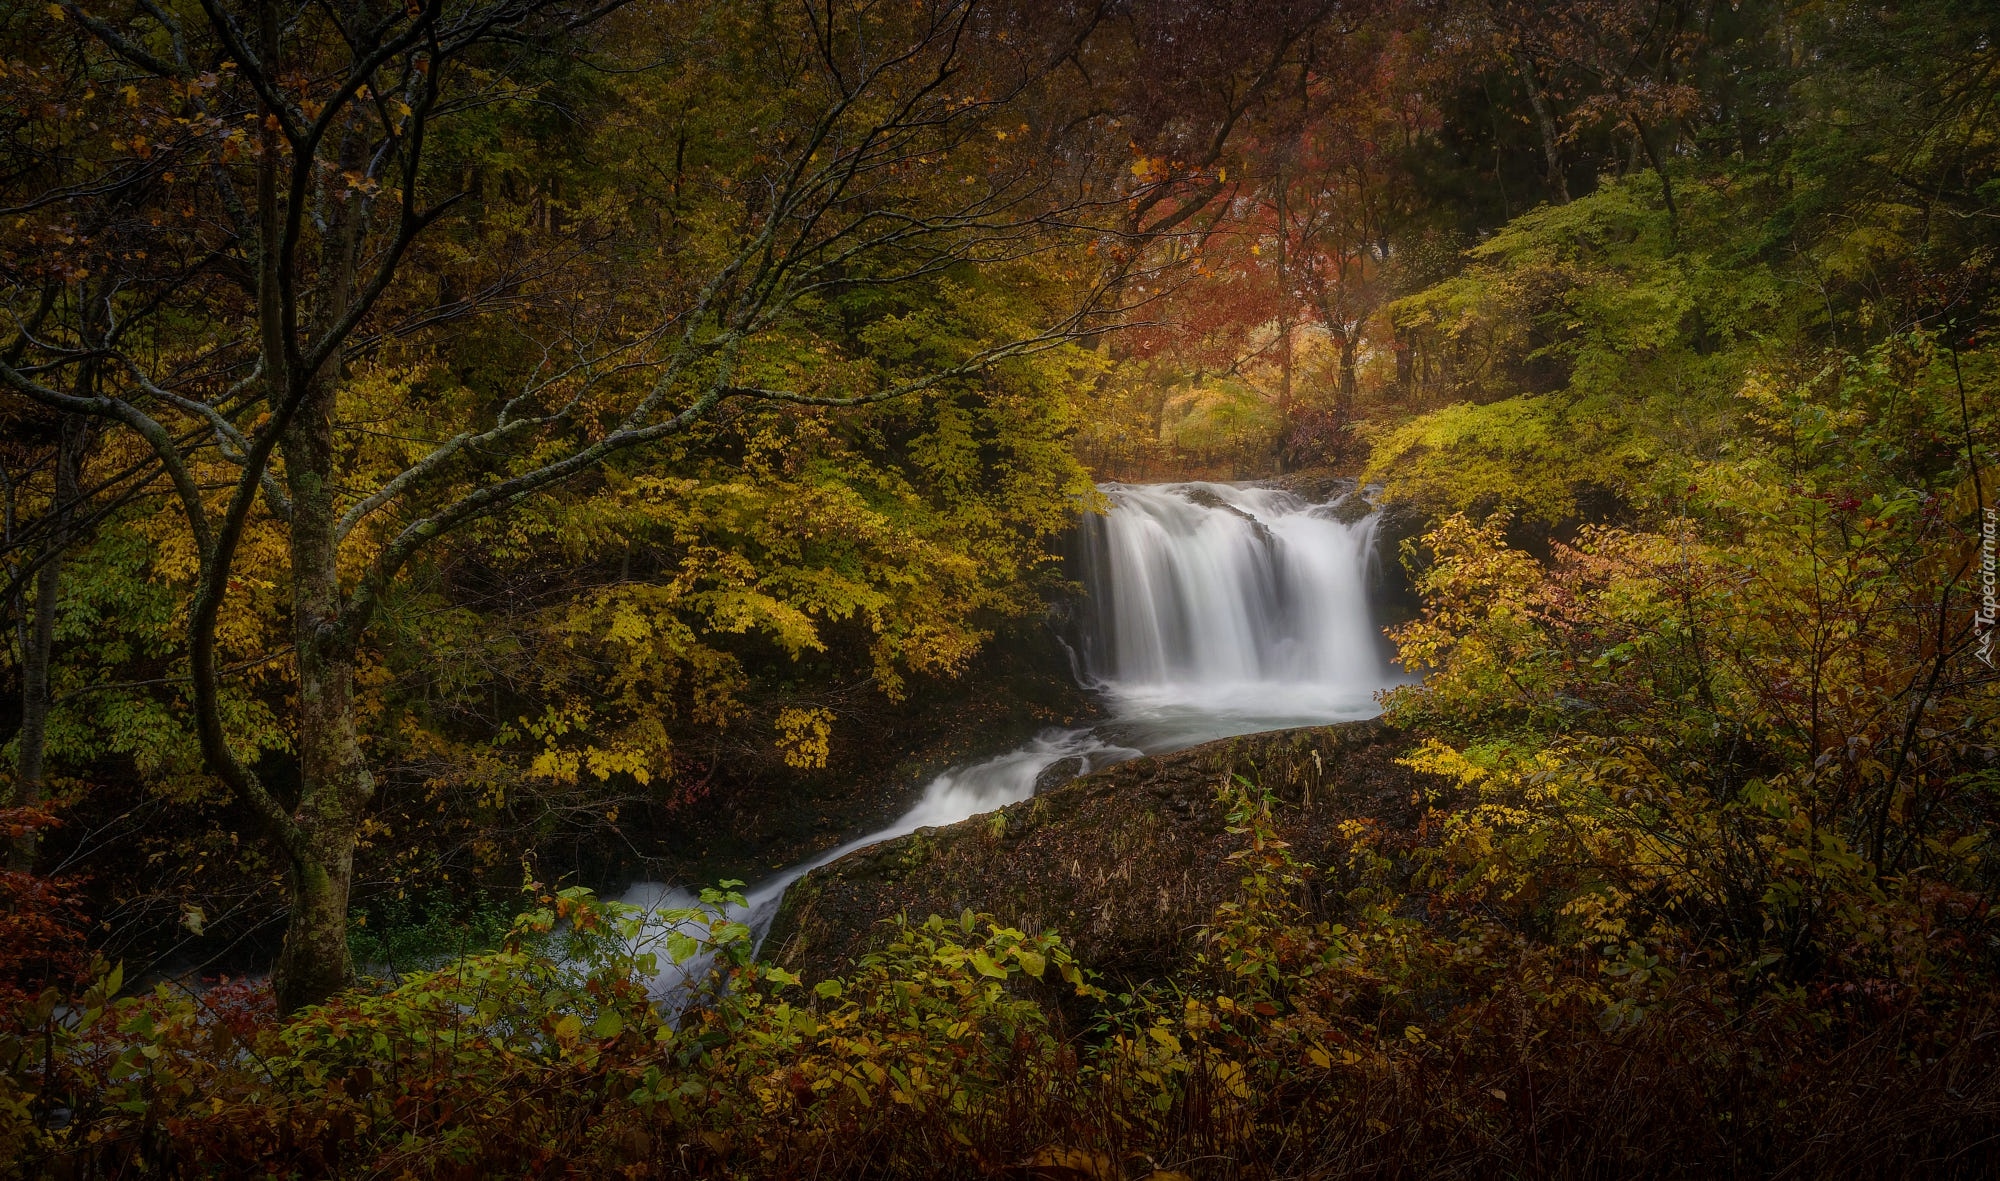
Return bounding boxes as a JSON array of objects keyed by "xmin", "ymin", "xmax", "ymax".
[
  {"xmin": 1363, "ymin": 0, "xmax": 2000, "ymax": 524},
  {"xmin": 1365, "ymin": 176, "xmax": 1786, "ymax": 522},
  {"xmin": 0, "ymin": 0, "xmax": 1125, "ymax": 990},
  {"xmin": 0, "ymin": 811, "xmax": 89, "ymax": 1010},
  {"xmin": 11, "ymin": 771, "xmax": 1999, "ymax": 1177},
  {"xmin": 346, "ymin": 890, "xmax": 517, "ymax": 976},
  {"xmin": 1, "ymin": 0, "xmax": 1997, "ymax": 1173},
  {"xmin": 0, "ymin": 0, "xmax": 1336, "ymax": 992},
  {"xmin": 2, "ymin": 882, "xmax": 1102, "ymax": 1175},
  {"xmin": 1156, "ymin": 380, "xmax": 1284, "ymax": 460}
]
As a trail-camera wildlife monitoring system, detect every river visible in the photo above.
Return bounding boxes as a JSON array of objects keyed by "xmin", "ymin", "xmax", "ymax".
[{"xmin": 619, "ymin": 481, "xmax": 1402, "ymax": 1001}]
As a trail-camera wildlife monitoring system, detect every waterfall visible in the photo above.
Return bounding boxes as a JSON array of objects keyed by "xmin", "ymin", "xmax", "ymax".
[
  {"xmin": 620, "ymin": 481, "xmax": 1396, "ymax": 1005},
  {"xmin": 1074, "ymin": 482, "xmax": 1387, "ymax": 740}
]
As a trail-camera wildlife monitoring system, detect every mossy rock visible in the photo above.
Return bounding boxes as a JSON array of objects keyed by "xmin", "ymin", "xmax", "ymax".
[{"xmin": 764, "ymin": 717, "xmax": 1437, "ymax": 987}]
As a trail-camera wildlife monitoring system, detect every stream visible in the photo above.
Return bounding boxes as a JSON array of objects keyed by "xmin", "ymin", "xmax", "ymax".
[{"xmin": 619, "ymin": 481, "xmax": 1402, "ymax": 1001}]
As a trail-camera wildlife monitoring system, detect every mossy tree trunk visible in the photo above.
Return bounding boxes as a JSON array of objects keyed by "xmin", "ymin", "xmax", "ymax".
[{"xmin": 11, "ymin": 414, "xmax": 83, "ymax": 873}]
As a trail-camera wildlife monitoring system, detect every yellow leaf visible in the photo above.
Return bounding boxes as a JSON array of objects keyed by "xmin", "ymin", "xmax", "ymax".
[
  {"xmin": 605, "ymin": 604, "xmax": 651, "ymax": 643},
  {"xmin": 1024, "ymin": 1146, "xmax": 1121, "ymax": 1180},
  {"xmin": 774, "ymin": 707, "xmax": 835, "ymax": 769},
  {"xmin": 1215, "ymin": 1060, "xmax": 1252, "ymax": 1098}
]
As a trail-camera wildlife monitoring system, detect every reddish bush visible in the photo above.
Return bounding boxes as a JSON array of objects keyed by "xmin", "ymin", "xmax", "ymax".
[{"xmin": 0, "ymin": 810, "xmax": 90, "ymax": 1011}]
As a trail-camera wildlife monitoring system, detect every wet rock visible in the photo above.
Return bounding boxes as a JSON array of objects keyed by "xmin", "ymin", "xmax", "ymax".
[
  {"xmin": 1310, "ymin": 491, "xmax": 1368, "ymax": 525},
  {"xmin": 1368, "ymin": 500, "xmax": 1428, "ymax": 620},
  {"xmin": 1178, "ymin": 485, "xmax": 1236, "ymax": 511},
  {"xmin": 1275, "ymin": 472, "xmax": 1358, "ymax": 504},
  {"xmin": 1032, "ymin": 755, "xmax": 1090, "ymax": 794},
  {"xmin": 1177, "ymin": 486, "xmax": 1278, "ymax": 545},
  {"xmin": 763, "ymin": 718, "xmax": 1440, "ymax": 987}
]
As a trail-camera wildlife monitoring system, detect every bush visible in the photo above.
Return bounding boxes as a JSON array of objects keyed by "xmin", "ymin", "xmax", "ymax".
[{"xmin": 9, "ymin": 771, "xmax": 1998, "ymax": 1177}]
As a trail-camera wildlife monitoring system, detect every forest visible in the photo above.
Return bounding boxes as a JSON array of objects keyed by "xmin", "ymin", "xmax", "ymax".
[{"xmin": 1, "ymin": 0, "xmax": 1996, "ymax": 1175}]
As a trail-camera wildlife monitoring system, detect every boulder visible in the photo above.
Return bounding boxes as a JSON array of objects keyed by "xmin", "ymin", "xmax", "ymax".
[
  {"xmin": 763, "ymin": 718, "xmax": 1436, "ymax": 986},
  {"xmin": 1178, "ymin": 485, "xmax": 1277, "ymax": 545}
]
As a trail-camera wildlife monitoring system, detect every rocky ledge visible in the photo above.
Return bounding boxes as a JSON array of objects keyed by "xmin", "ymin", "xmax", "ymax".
[{"xmin": 763, "ymin": 717, "xmax": 1439, "ymax": 986}]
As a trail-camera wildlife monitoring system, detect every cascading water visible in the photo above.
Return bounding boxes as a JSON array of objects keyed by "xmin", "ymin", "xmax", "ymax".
[
  {"xmin": 1075, "ymin": 482, "xmax": 1389, "ymax": 743},
  {"xmin": 620, "ymin": 482, "xmax": 1398, "ymax": 1005},
  {"xmin": 617, "ymin": 729, "xmax": 1140, "ymax": 1004}
]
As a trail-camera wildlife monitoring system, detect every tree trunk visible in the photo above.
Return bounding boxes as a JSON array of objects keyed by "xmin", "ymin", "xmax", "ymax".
[
  {"xmin": 1274, "ymin": 172, "xmax": 1293, "ymax": 437},
  {"xmin": 1516, "ymin": 53, "xmax": 1570, "ymax": 204},
  {"xmin": 10, "ymin": 544, "xmax": 58, "ymax": 872},
  {"xmin": 11, "ymin": 417, "xmax": 81, "ymax": 873},
  {"xmin": 1337, "ymin": 331, "xmax": 1359, "ymax": 421},
  {"xmin": 1632, "ymin": 114, "xmax": 1679, "ymax": 233},
  {"xmin": 273, "ymin": 838, "xmax": 358, "ymax": 1011},
  {"xmin": 1393, "ymin": 328, "xmax": 1414, "ymax": 404},
  {"xmin": 272, "ymin": 373, "xmax": 372, "ymax": 1012},
  {"xmin": 268, "ymin": 106, "xmax": 373, "ymax": 1013},
  {"xmin": 272, "ymin": 532, "xmax": 370, "ymax": 1012}
]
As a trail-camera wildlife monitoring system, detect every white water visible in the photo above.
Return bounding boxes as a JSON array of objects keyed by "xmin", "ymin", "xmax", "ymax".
[
  {"xmin": 1077, "ymin": 482, "xmax": 1392, "ymax": 744},
  {"xmin": 619, "ymin": 481, "xmax": 1397, "ymax": 1005}
]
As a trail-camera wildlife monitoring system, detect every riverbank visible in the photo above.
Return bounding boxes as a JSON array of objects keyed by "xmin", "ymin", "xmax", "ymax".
[
  {"xmin": 765, "ymin": 717, "xmax": 1429, "ymax": 985},
  {"xmin": 618, "ymin": 616, "xmax": 1102, "ymax": 891}
]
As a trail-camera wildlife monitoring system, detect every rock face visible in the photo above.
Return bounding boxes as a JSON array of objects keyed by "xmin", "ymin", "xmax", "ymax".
[{"xmin": 763, "ymin": 718, "xmax": 1436, "ymax": 985}]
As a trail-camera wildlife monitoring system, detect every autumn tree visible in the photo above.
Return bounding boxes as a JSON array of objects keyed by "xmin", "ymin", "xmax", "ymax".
[
  {"xmin": 1, "ymin": 411, "xmax": 87, "ymax": 872},
  {"xmin": 0, "ymin": 0, "xmax": 1344, "ymax": 1008}
]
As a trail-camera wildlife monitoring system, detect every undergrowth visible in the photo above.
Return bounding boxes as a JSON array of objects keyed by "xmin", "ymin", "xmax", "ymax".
[
  {"xmin": 346, "ymin": 892, "xmax": 518, "ymax": 979},
  {"xmin": 6, "ymin": 767, "xmax": 1995, "ymax": 1178}
]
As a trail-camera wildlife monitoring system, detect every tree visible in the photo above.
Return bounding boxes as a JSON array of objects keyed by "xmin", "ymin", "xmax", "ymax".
[
  {"xmin": 1286, "ymin": 35, "xmax": 1422, "ymax": 420},
  {"xmin": 1, "ymin": 411, "xmax": 86, "ymax": 872},
  {"xmin": 0, "ymin": 0, "xmax": 1339, "ymax": 1009},
  {"xmin": 1480, "ymin": 0, "xmax": 1709, "ymax": 226}
]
